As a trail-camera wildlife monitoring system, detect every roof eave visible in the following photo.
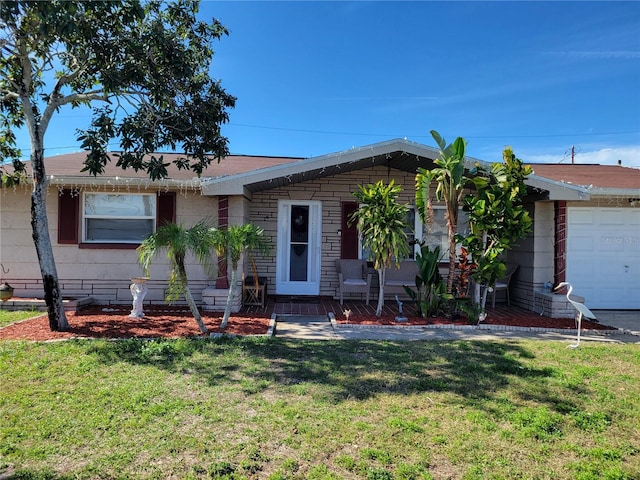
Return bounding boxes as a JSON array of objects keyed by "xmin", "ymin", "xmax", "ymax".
[
  {"xmin": 586, "ymin": 187, "xmax": 640, "ymax": 197},
  {"xmin": 45, "ymin": 175, "xmax": 204, "ymax": 190},
  {"xmin": 525, "ymin": 174, "xmax": 640, "ymax": 201},
  {"xmin": 200, "ymin": 138, "xmax": 490, "ymax": 196},
  {"xmin": 525, "ymin": 175, "xmax": 590, "ymax": 201}
]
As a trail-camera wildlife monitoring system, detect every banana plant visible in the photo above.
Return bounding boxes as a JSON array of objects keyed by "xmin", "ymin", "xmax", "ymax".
[{"xmin": 416, "ymin": 130, "xmax": 468, "ymax": 295}]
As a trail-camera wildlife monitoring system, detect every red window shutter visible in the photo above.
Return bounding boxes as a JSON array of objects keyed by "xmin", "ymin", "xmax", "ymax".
[
  {"xmin": 341, "ymin": 201, "xmax": 359, "ymax": 259},
  {"xmin": 157, "ymin": 192, "xmax": 176, "ymax": 228},
  {"xmin": 58, "ymin": 189, "xmax": 79, "ymax": 244}
]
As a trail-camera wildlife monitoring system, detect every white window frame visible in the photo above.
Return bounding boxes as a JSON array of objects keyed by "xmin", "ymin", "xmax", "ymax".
[{"xmin": 82, "ymin": 192, "xmax": 156, "ymax": 244}]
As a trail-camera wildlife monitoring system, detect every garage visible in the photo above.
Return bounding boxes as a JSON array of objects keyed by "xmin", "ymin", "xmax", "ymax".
[{"xmin": 567, "ymin": 207, "xmax": 640, "ymax": 309}]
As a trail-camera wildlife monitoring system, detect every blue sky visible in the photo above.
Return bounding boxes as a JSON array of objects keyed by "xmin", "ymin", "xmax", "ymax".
[{"xmin": 19, "ymin": 1, "xmax": 640, "ymax": 167}]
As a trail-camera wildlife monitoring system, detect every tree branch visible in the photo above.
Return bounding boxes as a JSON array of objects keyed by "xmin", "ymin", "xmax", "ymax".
[
  {"xmin": 1, "ymin": 91, "xmax": 20, "ymax": 102},
  {"xmin": 53, "ymin": 89, "xmax": 109, "ymax": 107},
  {"xmin": 50, "ymin": 52, "xmax": 87, "ymax": 98},
  {"xmin": 41, "ymin": 90, "xmax": 109, "ymax": 133},
  {"xmin": 15, "ymin": 32, "xmax": 32, "ymax": 96}
]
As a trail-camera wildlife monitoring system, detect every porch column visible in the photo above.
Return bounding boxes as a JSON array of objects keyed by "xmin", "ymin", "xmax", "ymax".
[
  {"xmin": 215, "ymin": 196, "xmax": 229, "ymax": 289},
  {"xmin": 554, "ymin": 201, "xmax": 566, "ymax": 287}
]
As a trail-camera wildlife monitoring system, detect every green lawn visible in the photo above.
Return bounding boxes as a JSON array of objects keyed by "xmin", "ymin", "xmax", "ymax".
[
  {"xmin": 0, "ymin": 309, "xmax": 43, "ymax": 328},
  {"xmin": 1, "ymin": 337, "xmax": 639, "ymax": 480}
]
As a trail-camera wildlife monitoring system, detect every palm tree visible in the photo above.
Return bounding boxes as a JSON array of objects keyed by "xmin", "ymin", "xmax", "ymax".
[
  {"xmin": 211, "ymin": 223, "xmax": 270, "ymax": 329},
  {"xmin": 416, "ymin": 130, "xmax": 467, "ymax": 294},
  {"xmin": 138, "ymin": 220, "xmax": 218, "ymax": 334},
  {"xmin": 351, "ymin": 180, "xmax": 411, "ymax": 316}
]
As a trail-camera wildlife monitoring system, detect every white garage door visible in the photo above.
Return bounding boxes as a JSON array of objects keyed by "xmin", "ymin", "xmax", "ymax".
[{"xmin": 567, "ymin": 207, "xmax": 640, "ymax": 309}]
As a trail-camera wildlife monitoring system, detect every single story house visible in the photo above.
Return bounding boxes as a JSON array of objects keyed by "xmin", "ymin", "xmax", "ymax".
[{"xmin": 1, "ymin": 138, "xmax": 638, "ymax": 314}]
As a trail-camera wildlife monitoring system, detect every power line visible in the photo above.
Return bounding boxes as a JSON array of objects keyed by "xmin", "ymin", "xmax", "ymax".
[
  {"xmin": 14, "ymin": 125, "xmax": 639, "ymax": 159},
  {"xmin": 227, "ymin": 123, "xmax": 640, "ymax": 140}
]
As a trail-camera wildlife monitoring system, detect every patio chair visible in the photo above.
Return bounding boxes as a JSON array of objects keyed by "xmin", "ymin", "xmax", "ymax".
[
  {"xmin": 491, "ymin": 264, "xmax": 519, "ymax": 308},
  {"xmin": 336, "ymin": 258, "xmax": 372, "ymax": 305}
]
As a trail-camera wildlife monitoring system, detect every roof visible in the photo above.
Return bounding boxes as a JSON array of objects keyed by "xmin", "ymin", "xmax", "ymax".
[
  {"xmin": 10, "ymin": 138, "xmax": 488, "ymax": 195},
  {"xmin": 526, "ymin": 163, "xmax": 640, "ymax": 200},
  {"xmin": 9, "ymin": 140, "xmax": 640, "ymax": 201},
  {"xmin": 199, "ymin": 138, "xmax": 488, "ymax": 196},
  {"xmin": 16, "ymin": 151, "xmax": 301, "ymax": 188}
]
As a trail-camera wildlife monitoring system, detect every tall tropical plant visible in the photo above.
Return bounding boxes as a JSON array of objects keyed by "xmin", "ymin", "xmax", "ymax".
[
  {"xmin": 350, "ymin": 180, "xmax": 411, "ymax": 316},
  {"xmin": 138, "ymin": 221, "xmax": 218, "ymax": 334},
  {"xmin": 461, "ymin": 147, "xmax": 533, "ymax": 312},
  {"xmin": 416, "ymin": 130, "xmax": 468, "ymax": 294},
  {"xmin": 403, "ymin": 244, "xmax": 452, "ymax": 318},
  {"xmin": 211, "ymin": 223, "xmax": 270, "ymax": 329}
]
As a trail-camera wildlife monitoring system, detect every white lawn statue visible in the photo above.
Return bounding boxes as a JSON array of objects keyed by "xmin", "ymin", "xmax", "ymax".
[
  {"xmin": 555, "ymin": 281, "xmax": 597, "ymax": 348},
  {"xmin": 129, "ymin": 277, "xmax": 149, "ymax": 318}
]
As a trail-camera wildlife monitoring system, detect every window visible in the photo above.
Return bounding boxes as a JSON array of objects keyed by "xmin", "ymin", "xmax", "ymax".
[
  {"xmin": 359, "ymin": 206, "xmax": 422, "ymax": 261},
  {"xmin": 82, "ymin": 193, "xmax": 156, "ymax": 243},
  {"xmin": 404, "ymin": 207, "xmax": 422, "ymax": 259},
  {"xmin": 422, "ymin": 206, "xmax": 469, "ymax": 257}
]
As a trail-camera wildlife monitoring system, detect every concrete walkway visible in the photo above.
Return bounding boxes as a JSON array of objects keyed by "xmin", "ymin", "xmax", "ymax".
[
  {"xmin": 274, "ymin": 310, "xmax": 640, "ymax": 344},
  {"xmin": 593, "ymin": 310, "xmax": 640, "ymax": 336},
  {"xmin": 274, "ymin": 315, "xmax": 338, "ymax": 339}
]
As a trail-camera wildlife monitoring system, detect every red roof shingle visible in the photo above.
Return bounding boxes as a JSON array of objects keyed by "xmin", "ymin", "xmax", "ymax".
[
  {"xmin": 528, "ymin": 163, "xmax": 640, "ymax": 190},
  {"xmin": 27, "ymin": 152, "xmax": 302, "ymax": 180}
]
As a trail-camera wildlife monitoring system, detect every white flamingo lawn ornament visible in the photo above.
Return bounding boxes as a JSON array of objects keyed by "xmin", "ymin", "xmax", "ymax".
[{"xmin": 555, "ymin": 281, "xmax": 597, "ymax": 348}]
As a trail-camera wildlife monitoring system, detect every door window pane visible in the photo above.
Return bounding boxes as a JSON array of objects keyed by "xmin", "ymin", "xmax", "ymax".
[
  {"xmin": 290, "ymin": 244, "xmax": 308, "ymax": 281},
  {"xmin": 289, "ymin": 205, "xmax": 309, "ymax": 281}
]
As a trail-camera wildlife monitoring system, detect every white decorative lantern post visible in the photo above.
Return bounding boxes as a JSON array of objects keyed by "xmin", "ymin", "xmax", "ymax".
[{"xmin": 129, "ymin": 277, "xmax": 149, "ymax": 318}]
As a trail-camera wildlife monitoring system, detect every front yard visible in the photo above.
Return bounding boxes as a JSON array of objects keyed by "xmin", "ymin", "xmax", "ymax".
[
  {"xmin": 0, "ymin": 310, "xmax": 41, "ymax": 329},
  {"xmin": 1, "ymin": 337, "xmax": 639, "ymax": 479}
]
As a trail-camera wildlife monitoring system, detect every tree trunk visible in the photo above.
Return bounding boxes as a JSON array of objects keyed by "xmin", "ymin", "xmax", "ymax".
[
  {"xmin": 30, "ymin": 140, "xmax": 69, "ymax": 331},
  {"xmin": 473, "ymin": 281, "xmax": 481, "ymax": 306},
  {"xmin": 446, "ymin": 207, "xmax": 458, "ymax": 295},
  {"xmin": 220, "ymin": 263, "xmax": 238, "ymax": 329},
  {"xmin": 479, "ymin": 231, "xmax": 489, "ymax": 313},
  {"xmin": 447, "ymin": 236, "xmax": 457, "ymax": 295},
  {"xmin": 480, "ymin": 285, "xmax": 489, "ymax": 312},
  {"xmin": 183, "ymin": 282, "xmax": 208, "ymax": 334},
  {"xmin": 376, "ymin": 267, "xmax": 385, "ymax": 316}
]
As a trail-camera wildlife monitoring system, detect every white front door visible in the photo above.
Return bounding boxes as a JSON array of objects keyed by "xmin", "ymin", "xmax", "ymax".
[{"xmin": 276, "ymin": 200, "xmax": 322, "ymax": 295}]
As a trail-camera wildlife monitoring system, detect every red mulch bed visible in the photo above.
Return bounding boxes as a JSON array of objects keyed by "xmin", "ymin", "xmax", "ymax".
[
  {"xmin": 0, "ymin": 305, "xmax": 272, "ymax": 342},
  {"xmin": 0, "ymin": 304, "xmax": 615, "ymax": 341},
  {"xmin": 334, "ymin": 311, "xmax": 615, "ymax": 331}
]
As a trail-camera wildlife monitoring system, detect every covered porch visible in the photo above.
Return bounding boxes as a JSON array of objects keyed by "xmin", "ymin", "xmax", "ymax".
[{"xmin": 245, "ymin": 296, "xmax": 561, "ymax": 326}]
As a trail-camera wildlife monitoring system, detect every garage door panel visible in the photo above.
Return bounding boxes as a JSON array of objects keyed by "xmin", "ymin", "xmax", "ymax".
[
  {"xmin": 567, "ymin": 207, "xmax": 640, "ymax": 309},
  {"xmin": 597, "ymin": 209, "xmax": 624, "ymax": 225},
  {"xmin": 568, "ymin": 257, "xmax": 594, "ymax": 277},
  {"xmin": 599, "ymin": 235, "xmax": 626, "ymax": 252},
  {"xmin": 571, "ymin": 209, "xmax": 594, "ymax": 224},
  {"xmin": 569, "ymin": 236, "xmax": 593, "ymax": 251}
]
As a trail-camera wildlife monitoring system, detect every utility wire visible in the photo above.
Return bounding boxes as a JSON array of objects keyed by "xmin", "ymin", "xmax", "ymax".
[
  {"xmin": 13, "ymin": 125, "xmax": 640, "ymax": 159},
  {"xmin": 227, "ymin": 123, "xmax": 640, "ymax": 140}
]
